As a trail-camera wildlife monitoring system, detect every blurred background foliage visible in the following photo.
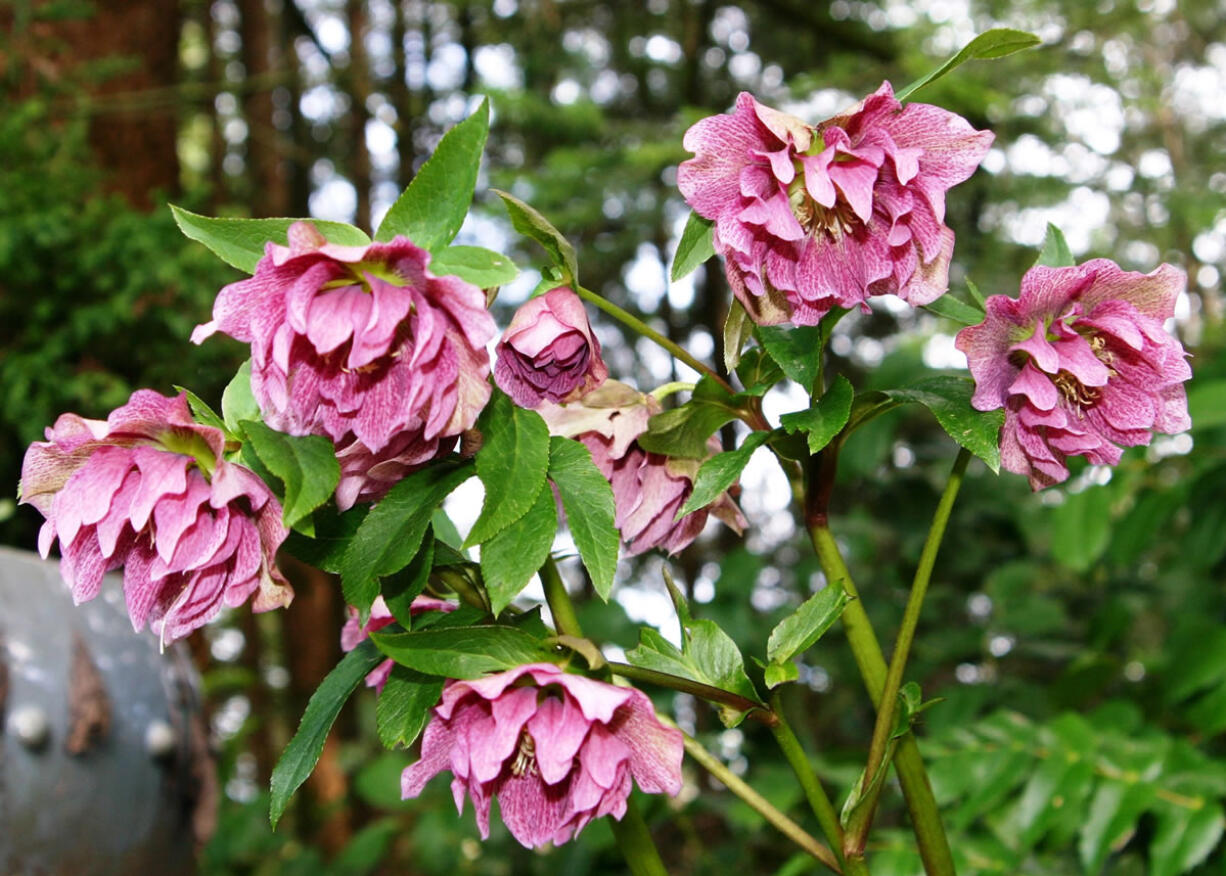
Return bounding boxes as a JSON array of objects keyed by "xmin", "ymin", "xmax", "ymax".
[{"xmin": 3, "ymin": 0, "xmax": 1226, "ymax": 873}]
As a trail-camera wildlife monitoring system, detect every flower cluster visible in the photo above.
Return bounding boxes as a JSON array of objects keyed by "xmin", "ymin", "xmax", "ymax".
[
  {"xmin": 19, "ymin": 390, "xmax": 291, "ymax": 642},
  {"xmin": 540, "ymin": 381, "xmax": 746, "ymax": 555},
  {"xmin": 957, "ymin": 260, "xmax": 1191, "ymax": 489},
  {"xmin": 192, "ymin": 221, "xmax": 497, "ymax": 509},
  {"xmin": 400, "ymin": 662, "xmax": 684, "ymax": 848},
  {"xmin": 679, "ymin": 85, "xmax": 993, "ymax": 326}
]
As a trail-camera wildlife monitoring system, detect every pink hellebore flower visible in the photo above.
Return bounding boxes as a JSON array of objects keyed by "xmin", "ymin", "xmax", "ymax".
[
  {"xmin": 192, "ymin": 222, "xmax": 497, "ymax": 509},
  {"xmin": 400, "ymin": 662, "xmax": 684, "ymax": 849},
  {"xmin": 956, "ymin": 260, "xmax": 1191, "ymax": 490},
  {"xmin": 340, "ymin": 594, "xmax": 456, "ymax": 691},
  {"xmin": 539, "ymin": 381, "xmax": 746, "ymax": 556},
  {"xmin": 678, "ymin": 85, "xmax": 993, "ymax": 325},
  {"xmin": 494, "ymin": 286, "xmax": 608, "ymax": 408},
  {"xmin": 19, "ymin": 390, "xmax": 291, "ymax": 642}
]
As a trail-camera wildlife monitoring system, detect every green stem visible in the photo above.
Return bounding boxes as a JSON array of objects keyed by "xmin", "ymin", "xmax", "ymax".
[
  {"xmin": 540, "ymin": 556, "xmax": 584, "ymax": 639},
  {"xmin": 808, "ymin": 523, "xmax": 956, "ymax": 875},
  {"xmin": 609, "ymin": 798, "xmax": 671, "ymax": 876},
  {"xmin": 769, "ymin": 692, "xmax": 862, "ymax": 875},
  {"xmin": 574, "ymin": 284, "xmax": 736, "ymax": 395},
  {"xmin": 848, "ymin": 449, "xmax": 971, "ymax": 851},
  {"xmin": 540, "ymin": 558, "xmax": 670, "ymax": 876},
  {"xmin": 679, "ymin": 730, "xmax": 842, "ymax": 874},
  {"xmin": 608, "ymin": 661, "xmax": 777, "ymax": 726}
]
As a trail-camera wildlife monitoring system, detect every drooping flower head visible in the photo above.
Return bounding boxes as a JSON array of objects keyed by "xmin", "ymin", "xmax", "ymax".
[
  {"xmin": 192, "ymin": 222, "xmax": 497, "ymax": 509},
  {"xmin": 956, "ymin": 260, "xmax": 1191, "ymax": 489},
  {"xmin": 679, "ymin": 85, "xmax": 993, "ymax": 326},
  {"xmin": 494, "ymin": 286, "xmax": 608, "ymax": 408},
  {"xmin": 401, "ymin": 662, "xmax": 684, "ymax": 849},
  {"xmin": 539, "ymin": 381, "xmax": 746, "ymax": 556},
  {"xmin": 19, "ymin": 390, "xmax": 291, "ymax": 642},
  {"xmin": 341, "ymin": 594, "xmax": 456, "ymax": 691}
]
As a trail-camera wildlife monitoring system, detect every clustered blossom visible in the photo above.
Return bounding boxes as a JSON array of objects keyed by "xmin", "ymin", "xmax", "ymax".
[
  {"xmin": 494, "ymin": 286, "xmax": 608, "ymax": 408},
  {"xmin": 539, "ymin": 381, "xmax": 746, "ymax": 556},
  {"xmin": 956, "ymin": 260, "xmax": 1192, "ymax": 489},
  {"xmin": 19, "ymin": 390, "xmax": 291, "ymax": 642},
  {"xmin": 678, "ymin": 85, "xmax": 993, "ymax": 326},
  {"xmin": 340, "ymin": 595, "xmax": 455, "ymax": 691},
  {"xmin": 192, "ymin": 221, "xmax": 497, "ymax": 509},
  {"xmin": 401, "ymin": 662, "xmax": 684, "ymax": 848}
]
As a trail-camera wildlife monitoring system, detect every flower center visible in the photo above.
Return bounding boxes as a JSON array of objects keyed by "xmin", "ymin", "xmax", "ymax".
[
  {"xmin": 1053, "ymin": 371, "xmax": 1102, "ymax": 411},
  {"xmin": 787, "ymin": 175, "xmax": 859, "ymax": 239},
  {"xmin": 156, "ymin": 428, "xmax": 217, "ymax": 480},
  {"xmin": 509, "ymin": 729, "xmax": 537, "ymax": 778}
]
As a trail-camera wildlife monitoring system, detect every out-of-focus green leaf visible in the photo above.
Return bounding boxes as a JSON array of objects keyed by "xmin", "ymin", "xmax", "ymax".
[{"xmin": 1149, "ymin": 802, "xmax": 1224, "ymax": 876}]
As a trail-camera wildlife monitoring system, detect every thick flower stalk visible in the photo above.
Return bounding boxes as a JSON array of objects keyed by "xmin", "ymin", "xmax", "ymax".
[
  {"xmin": 400, "ymin": 662, "xmax": 684, "ymax": 849},
  {"xmin": 956, "ymin": 260, "xmax": 1191, "ymax": 489},
  {"xmin": 192, "ymin": 221, "xmax": 498, "ymax": 509},
  {"xmin": 19, "ymin": 390, "xmax": 291, "ymax": 642},
  {"xmin": 538, "ymin": 381, "xmax": 746, "ymax": 555},
  {"xmin": 341, "ymin": 595, "xmax": 455, "ymax": 691},
  {"xmin": 678, "ymin": 85, "xmax": 993, "ymax": 325},
  {"xmin": 494, "ymin": 286, "xmax": 608, "ymax": 408}
]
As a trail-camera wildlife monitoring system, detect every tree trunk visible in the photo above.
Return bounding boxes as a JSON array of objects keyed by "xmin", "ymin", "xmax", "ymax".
[
  {"xmin": 346, "ymin": 0, "xmax": 372, "ymax": 231},
  {"xmin": 239, "ymin": 0, "xmax": 289, "ymax": 216}
]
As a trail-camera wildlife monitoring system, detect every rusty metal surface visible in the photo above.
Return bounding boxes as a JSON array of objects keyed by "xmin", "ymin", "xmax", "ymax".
[{"xmin": 0, "ymin": 546, "xmax": 210, "ymax": 876}]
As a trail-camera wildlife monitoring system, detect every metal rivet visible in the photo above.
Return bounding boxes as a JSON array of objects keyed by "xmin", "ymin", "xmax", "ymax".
[
  {"xmin": 9, "ymin": 705, "xmax": 51, "ymax": 750},
  {"xmin": 145, "ymin": 719, "xmax": 176, "ymax": 759}
]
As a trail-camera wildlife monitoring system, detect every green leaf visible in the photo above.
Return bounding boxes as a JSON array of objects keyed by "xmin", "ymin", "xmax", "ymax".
[
  {"xmin": 1149, "ymin": 802, "xmax": 1224, "ymax": 876},
  {"xmin": 375, "ymin": 664, "xmax": 446, "ymax": 750},
  {"xmin": 763, "ymin": 660, "xmax": 799, "ymax": 689},
  {"xmin": 239, "ymin": 420, "xmax": 341, "ymax": 532},
  {"xmin": 766, "ymin": 580, "xmax": 850, "ymax": 664},
  {"xmin": 1187, "ymin": 378, "xmax": 1226, "ymax": 431},
  {"xmin": 176, "ymin": 386, "xmax": 227, "ymax": 434},
  {"xmin": 1079, "ymin": 780, "xmax": 1155, "ymax": 874},
  {"xmin": 479, "ymin": 484, "xmax": 557, "ymax": 615},
  {"xmin": 221, "ymin": 360, "xmax": 259, "ymax": 434},
  {"xmin": 671, "ymin": 211, "xmax": 715, "ymax": 282},
  {"xmin": 427, "ymin": 245, "xmax": 518, "ymax": 288},
  {"xmin": 493, "ymin": 189, "xmax": 579, "ymax": 283},
  {"xmin": 466, "ymin": 390, "xmax": 551, "ymax": 545},
  {"xmin": 341, "ymin": 460, "xmax": 475, "ymax": 615},
  {"xmin": 965, "ymin": 278, "xmax": 985, "ymax": 309},
  {"xmin": 548, "ymin": 437, "xmax": 619, "ymax": 601},
  {"xmin": 756, "ymin": 325, "xmax": 824, "ymax": 391},
  {"xmin": 375, "ymin": 97, "xmax": 489, "ymax": 249},
  {"xmin": 636, "ymin": 377, "xmax": 744, "ymax": 459},
  {"xmin": 370, "ymin": 625, "xmax": 556, "ymax": 679},
  {"xmin": 170, "ymin": 205, "xmax": 371, "ymax": 274},
  {"xmin": 874, "ymin": 376, "xmax": 1004, "ymax": 472},
  {"xmin": 894, "ymin": 28, "xmax": 1042, "ymax": 102},
  {"xmin": 734, "ymin": 348, "xmax": 784, "ymax": 396},
  {"xmin": 1035, "ymin": 222, "xmax": 1076, "ymax": 268},
  {"xmin": 679, "ymin": 431, "xmax": 771, "ymax": 518},
  {"xmin": 923, "ymin": 293, "xmax": 985, "ymax": 326},
  {"xmin": 382, "ymin": 534, "xmax": 434, "ymax": 628},
  {"xmin": 779, "ymin": 376, "xmax": 854, "ymax": 454},
  {"xmin": 1049, "ymin": 484, "xmax": 1112, "ymax": 573},
  {"xmin": 270, "ymin": 640, "xmax": 382, "ymax": 827},
  {"xmin": 723, "ymin": 299, "xmax": 754, "ymax": 374},
  {"xmin": 625, "ymin": 621, "xmax": 761, "ymax": 727},
  {"xmin": 283, "ymin": 505, "xmax": 368, "ymax": 573}
]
